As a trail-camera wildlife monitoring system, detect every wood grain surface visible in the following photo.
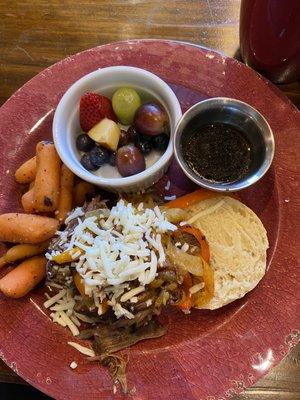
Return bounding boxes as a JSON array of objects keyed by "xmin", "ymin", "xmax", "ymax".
[{"xmin": 0, "ymin": 1, "xmax": 299, "ymax": 399}]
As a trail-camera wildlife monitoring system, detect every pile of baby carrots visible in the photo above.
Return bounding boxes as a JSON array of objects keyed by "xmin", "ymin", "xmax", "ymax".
[{"xmin": 0, "ymin": 141, "xmax": 96, "ymax": 299}]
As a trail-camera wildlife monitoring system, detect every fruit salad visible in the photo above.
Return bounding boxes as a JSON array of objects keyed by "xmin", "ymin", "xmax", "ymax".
[{"xmin": 76, "ymin": 88, "xmax": 170, "ymax": 178}]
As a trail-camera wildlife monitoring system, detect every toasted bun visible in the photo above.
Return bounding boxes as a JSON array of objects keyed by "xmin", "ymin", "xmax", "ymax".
[{"xmin": 188, "ymin": 196, "xmax": 268, "ymax": 310}]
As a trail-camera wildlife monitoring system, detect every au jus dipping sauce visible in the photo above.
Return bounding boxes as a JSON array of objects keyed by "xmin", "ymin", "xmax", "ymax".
[{"xmin": 181, "ymin": 123, "xmax": 252, "ymax": 183}]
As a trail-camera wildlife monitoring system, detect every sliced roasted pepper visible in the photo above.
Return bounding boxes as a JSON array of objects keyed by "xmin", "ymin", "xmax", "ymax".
[
  {"xmin": 176, "ymin": 272, "xmax": 193, "ymax": 311},
  {"xmin": 73, "ymin": 271, "xmax": 86, "ymax": 297},
  {"xmin": 174, "ymin": 225, "xmax": 214, "ymax": 309},
  {"xmin": 165, "ymin": 188, "xmax": 239, "ymax": 209},
  {"xmin": 178, "ymin": 225, "xmax": 210, "ymax": 264},
  {"xmin": 51, "ymin": 247, "xmax": 84, "ymax": 264}
]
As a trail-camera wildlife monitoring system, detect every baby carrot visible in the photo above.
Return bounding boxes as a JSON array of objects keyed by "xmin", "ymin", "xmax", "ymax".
[
  {"xmin": 56, "ymin": 165, "xmax": 74, "ymax": 223},
  {"xmin": 72, "ymin": 181, "xmax": 96, "ymax": 207},
  {"xmin": 15, "ymin": 156, "xmax": 37, "ymax": 184},
  {"xmin": 0, "ymin": 241, "xmax": 49, "ymax": 269},
  {"xmin": 0, "ymin": 255, "xmax": 46, "ymax": 298},
  {"xmin": 21, "ymin": 185, "xmax": 36, "ymax": 213},
  {"xmin": 33, "ymin": 141, "xmax": 61, "ymax": 212},
  {"xmin": 0, "ymin": 213, "xmax": 59, "ymax": 244}
]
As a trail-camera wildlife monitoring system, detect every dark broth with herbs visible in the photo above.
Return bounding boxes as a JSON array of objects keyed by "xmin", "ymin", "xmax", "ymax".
[{"xmin": 181, "ymin": 123, "xmax": 252, "ymax": 183}]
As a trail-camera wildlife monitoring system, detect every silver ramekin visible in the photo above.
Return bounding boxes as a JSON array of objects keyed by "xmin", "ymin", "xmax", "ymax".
[{"xmin": 174, "ymin": 97, "xmax": 275, "ymax": 191}]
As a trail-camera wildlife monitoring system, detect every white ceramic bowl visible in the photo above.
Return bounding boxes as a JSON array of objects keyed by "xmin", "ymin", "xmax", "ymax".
[{"xmin": 53, "ymin": 66, "xmax": 182, "ymax": 192}]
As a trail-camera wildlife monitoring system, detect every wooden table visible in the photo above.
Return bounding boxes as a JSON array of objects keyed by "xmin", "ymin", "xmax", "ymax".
[{"xmin": 0, "ymin": 1, "xmax": 299, "ymax": 399}]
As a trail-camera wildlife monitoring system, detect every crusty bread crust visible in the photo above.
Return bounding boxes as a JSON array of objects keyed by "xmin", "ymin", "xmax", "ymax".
[{"xmin": 188, "ymin": 196, "xmax": 268, "ymax": 309}]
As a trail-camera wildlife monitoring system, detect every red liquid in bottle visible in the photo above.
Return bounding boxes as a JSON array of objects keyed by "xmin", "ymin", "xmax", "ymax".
[{"xmin": 240, "ymin": 0, "xmax": 300, "ymax": 83}]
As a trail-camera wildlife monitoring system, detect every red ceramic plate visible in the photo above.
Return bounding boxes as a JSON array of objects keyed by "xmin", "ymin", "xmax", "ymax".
[{"xmin": 0, "ymin": 40, "xmax": 299, "ymax": 400}]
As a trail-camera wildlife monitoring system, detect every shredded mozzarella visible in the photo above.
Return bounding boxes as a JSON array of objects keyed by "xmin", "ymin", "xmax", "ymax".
[
  {"xmin": 50, "ymin": 300, "xmax": 75, "ymax": 312},
  {"xmin": 45, "ymin": 289, "xmax": 96, "ymax": 336},
  {"xmin": 59, "ymin": 311, "xmax": 80, "ymax": 336},
  {"xmin": 70, "ymin": 361, "xmax": 78, "ymax": 369},
  {"xmin": 43, "ymin": 289, "xmax": 67, "ymax": 308},
  {"xmin": 130, "ymin": 296, "xmax": 138, "ymax": 303},
  {"xmin": 47, "ymin": 282, "xmax": 64, "ymax": 290},
  {"xmin": 120, "ymin": 286, "xmax": 145, "ymax": 302},
  {"xmin": 68, "ymin": 342, "xmax": 95, "ymax": 357},
  {"xmin": 49, "ymin": 200, "xmax": 177, "ymax": 320},
  {"xmin": 74, "ymin": 312, "xmax": 99, "ymax": 324},
  {"xmin": 70, "ymin": 315, "xmax": 81, "ymax": 327},
  {"xmin": 65, "ymin": 207, "xmax": 84, "ymax": 224},
  {"xmin": 50, "ymin": 312, "xmax": 67, "ymax": 327}
]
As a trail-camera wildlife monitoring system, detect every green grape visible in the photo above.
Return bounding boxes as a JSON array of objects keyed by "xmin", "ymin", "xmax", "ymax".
[{"xmin": 112, "ymin": 87, "xmax": 141, "ymax": 125}]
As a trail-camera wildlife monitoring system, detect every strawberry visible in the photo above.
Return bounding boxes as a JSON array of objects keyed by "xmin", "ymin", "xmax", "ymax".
[{"xmin": 79, "ymin": 92, "xmax": 117, "ymax": 132}]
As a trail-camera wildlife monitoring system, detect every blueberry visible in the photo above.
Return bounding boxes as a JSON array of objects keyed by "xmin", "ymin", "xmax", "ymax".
[
  {"xmin": 118, "ymin": 130, "xmax": 131, "ymax": 147},
  {"xmin": 80, "ymin": 154, "xmax": 98, "ymax": 171},
  {"xmin": 108, "ymin": 151, "xmax": 117, "ymax": 166},
  {"xmin": 134, "ymin": 135, "xmax": 152, "ymax": 154},
  {"xmin": 76, "ymin": 134, "xmax": 95, "ymax": 152},
  {"xmin": 152, "ymin": 134, "xmax": 169, "ymax": 151},
  {"xmin": 127, "ymin": 125, "xmax": 139, "ymax": 143},
  {"xmin": 89, "ymin": 146, "xmax": 109, "ymax": 168}
]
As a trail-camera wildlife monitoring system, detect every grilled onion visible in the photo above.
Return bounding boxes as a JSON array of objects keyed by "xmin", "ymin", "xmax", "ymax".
[{"xmin": 166, "ymin": 240, "xmax": 203, "ymax": 276}]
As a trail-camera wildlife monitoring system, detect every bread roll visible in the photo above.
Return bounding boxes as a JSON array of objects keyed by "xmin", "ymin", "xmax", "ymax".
[{"xmin": 187, "ymin": 196, "xmax": 268, "ymax": 309}]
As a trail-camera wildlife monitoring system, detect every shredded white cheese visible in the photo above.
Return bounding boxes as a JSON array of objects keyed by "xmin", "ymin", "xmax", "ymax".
[
  {"xmin": 74, "ymin": 311, "xmax": 99, "ymax": 324},
  {"xmin": 65, "ymin": 207, "xmax": 84, "ymax": 224},
  {"xmin": 68, "ymin": 342, "xmax": 95, "ymax": 357},
  {"xmin": 70, "ymin": 315, "xmax": 81, "ymax": 327},
  {"xmin": 47, "ymin": 282, "xmax": 64, "ymax": 290},
  {"xmin": 130, "ymin": 296, "xmax": 138, "ymax": 303},
  {"xmin": 70, "ymin": 361, "xmax": 78, "ymax": 369},
  {"xmin": 120, "ymin": 286, "xmax": 145, "ymax": 302},
  {"xmin": 44, "ymin": 289, "xmax": 96, "ymax": 336},
  {"xmin": 49, "ymin": 200, "xmax": 177, "ymax": 321},
  {"xmin": 59, "ymin": 311, "xmax": 80, "ymax": 336},
  {"xmin": 50, "ymin": 312, "xmax": 67, "ymax": 327},
  {"xmin": 43, "ymin": 289, "xmax": 67, "ymax": 308}
]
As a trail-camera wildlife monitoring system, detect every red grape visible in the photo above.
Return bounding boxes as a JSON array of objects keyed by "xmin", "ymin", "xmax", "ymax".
[
  {"xmin": 116, "ymin": 145, "xmax": 146, "ymax": 177},
  {"xmin": 134, "ymin": 102, "xmax": 169, "ymax": 136}
]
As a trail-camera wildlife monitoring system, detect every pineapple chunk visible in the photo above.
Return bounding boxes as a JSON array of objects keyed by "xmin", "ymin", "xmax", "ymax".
[{"xmin": 87, "ymin": 118, "xmax": 121, "ymax": 151}]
